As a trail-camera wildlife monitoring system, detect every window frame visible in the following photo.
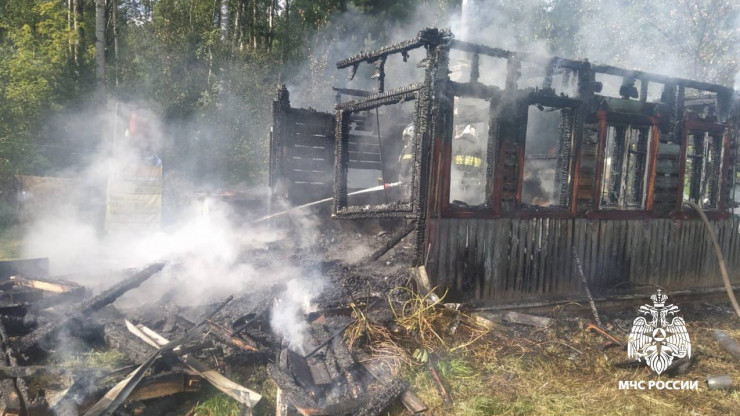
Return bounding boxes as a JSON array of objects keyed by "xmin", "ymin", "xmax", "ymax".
[
  {"xmin": 517, "ymin": 99, "xmax": 579, "ymax": 213},
  {"xmin": 592, "ymin": 111, "xmax": 660, "ymax": 214},
  {"xmin": 677, "ymin": 119, "xmax": 730, "ymax": 213},
  {"xmin": 332, "ymin": 87, "xmax": 422, "ymax": 219}
]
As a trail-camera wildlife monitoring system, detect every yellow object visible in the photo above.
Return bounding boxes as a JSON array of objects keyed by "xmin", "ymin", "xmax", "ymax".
[
  {"xmin": 104, "ymin": 164, "xmax": 162, "ymax": 232},
  {"xmin": 454, "ymin": 155, "xmax": 482, "ymax": 168}
]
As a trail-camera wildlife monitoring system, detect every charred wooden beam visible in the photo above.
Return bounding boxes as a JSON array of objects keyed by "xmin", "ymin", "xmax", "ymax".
[
  {"xmin": 0, "ymin": 319, "xmax": 23, "ymax": 416},
  {"xmin": 332, "ymin": 87, "xmax": 374, "ymax": 97},
  {"xmin": 0, "ymin": 316, "xmax": 35, "ymax": 336},
  {"xmin": 18, "ymin": 263, "xmax": 165, "ymax": 354},
  {"xmin": 0, "ymin": 287, "xmax": 43, "ymax": 305},
  {"xmin": 9, "ymin": 275, "xmax": 82, "ymax": 294},
  {"xmin": 502, "ymin": 311, "xmax": 553, "ymax": 327},
  {"xmin": 335, "ymin": 84, "xmax": 422, "ymax": 113},
  {"xmin": 449, "ymin": 81, "xmax": 502, "ymax": 101},
  {"xmin": 356, "ymin": 352, "xmax": 427, "ymax": 414},
  {"xmin": 449, "ymin": 38, "xmax": 733, "ymax": 96},
  {"xmin": 82, "ymin": 295, "xmax": 233, "ymax": 416},
  {"xmin": 267, "ymin": 363, "xmax": 317, "ymax": 412},
  {"xmin": 370, "ymin": 221, "xmax": 416, "ymax": 261},
  {"xmin": 103, "ymin": 322, "xmax": 154, "ymax": 365},
  {"xmin": 0, "ymin": 365, "xmax": 107, "ymax": 379},
  {"xmin": 355, "ymin": 378, "xmax": 408, "ymax": 416},
  {"xmin": 331, "ymin": 334, "xmax": 361, "ymax": 400},
  {"xmin": 125, "ymin": 320, "xmax": 262, "ymax": 407},
  {"xmin": 127, "ymin": 371, "xmax": 201, "ymax": 401},
  {"xmin": 205, "ymin": 319, "xmax": 259, "ymax": 352},
  {"xmin": 336, "ymin": 28, "xmax": 448, "ymax": 69}
]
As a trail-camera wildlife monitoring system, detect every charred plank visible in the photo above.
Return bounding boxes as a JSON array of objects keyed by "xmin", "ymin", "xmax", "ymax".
[
  {"xmin": 17, "ymin": 263, "xmax": 165, "ymax": 354},
  {"xmin": 355, "ymin": 378, "xmax": 408, "ymax": 416}
]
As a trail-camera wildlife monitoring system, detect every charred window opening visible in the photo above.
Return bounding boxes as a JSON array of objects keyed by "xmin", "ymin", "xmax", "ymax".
[
  {"xmin": 333, "ymin": 87, "xmax": 421, "ymax": 217},
  {"xmin": 522, "ymin": 105, "xmax": 575, "ymax": 208},
  {"xmin": 600, "ymin": 124, "xmax": 652, "ymax": 209},
  {"xmin": 345, "ymin": 100, "xmax": 416, "ymax": 204},
  {"xmin": 448, "ymin": 97, "xmax": 490, "ymax": 207},
  {"xmin": 684, "ymin": 131, "xmax": 723, "ymax": 208}
]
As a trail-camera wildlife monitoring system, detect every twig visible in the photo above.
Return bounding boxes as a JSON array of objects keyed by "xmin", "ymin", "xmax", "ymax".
[{"xmin": 586, "ymin": 323, "xmax": 623, "ymax": 346}]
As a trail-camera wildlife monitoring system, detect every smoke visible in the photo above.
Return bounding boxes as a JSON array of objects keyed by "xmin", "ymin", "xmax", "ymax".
[
  {"xmin": 20, "ymin": 101, "xmax": 325, "ymax": 352},
  {"xmin": 17, "ymin": 0, "xmax": 738, "ymax": 356},
  {"xmin": 270, "ymin": 276, "xmax": 325, "ymax": 354}
]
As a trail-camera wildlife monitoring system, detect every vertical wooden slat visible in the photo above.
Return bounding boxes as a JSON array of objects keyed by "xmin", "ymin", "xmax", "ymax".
[
  {"xmin": 446, "ymin": 218, "xmax": 457, "ymax": 293},
  {"xmin": 490, "ymin": 220, "xmax": 502, "ymax": 299},
  {"xmin": 597, "ymin": 220, "xmax": 609, "ymax": 292},
  {"xmin": 456, "ymin": 219, "xmax": 466, "ymax": 293},
  {"xmin": 477, "ymin": 221, "xmax": 486, "ymax": 300},
  {"xmin": 648, "ymin": 220, "xmax": 658, "ymax": 287},
  {"xmin": 588, "ymin": 220, "xmax": 599, "ymax": 290},
  {"xmin": 514, "ymin": 219, "xmax": 526, "ymax": 294},
  {"xmin": 548, "ymin": 218, "xmax": 558, "ymax": 294},
  {"xmin": 576, "ymin": 219, "xmax": 587, "ymax": 295},
  {"xmin": 437, "ymin": 219, "xmax": 449, "ymax": 291},
  {"xmin": 564, "ymin": 218, "xmax": 574, "ymax": 294},
  {"xmin": 523, "ymin": 219, "xmax": 535, "ymax": 293},
  {"xmin": 537, "ymin": 218, "xmax": 548, "ymax": 294}
]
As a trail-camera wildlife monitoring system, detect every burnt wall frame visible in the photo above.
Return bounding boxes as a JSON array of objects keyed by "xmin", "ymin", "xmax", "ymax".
[{"xmin": 332, "ymin": 85, "xmax": 423, "ymax": 218}]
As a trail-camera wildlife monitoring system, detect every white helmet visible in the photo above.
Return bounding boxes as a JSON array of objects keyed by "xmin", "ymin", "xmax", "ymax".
[
  {"xmin": 402, "ymin": 123, "xmax": 415, "ymax": 139},
  {"xmin": 455, "ymin": 124, "xmax": 478, "ymax": 140}
]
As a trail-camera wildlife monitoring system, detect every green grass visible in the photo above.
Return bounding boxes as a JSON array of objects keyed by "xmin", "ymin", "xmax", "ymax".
[{"xmin": 193, "ymin": 393, "xmax": 242, "ymax": 416}]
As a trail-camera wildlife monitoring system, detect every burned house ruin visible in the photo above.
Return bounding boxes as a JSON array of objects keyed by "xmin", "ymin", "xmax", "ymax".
[{"xmin": 270, "ymin": 28, "xmax": 740, "ymax": 305}]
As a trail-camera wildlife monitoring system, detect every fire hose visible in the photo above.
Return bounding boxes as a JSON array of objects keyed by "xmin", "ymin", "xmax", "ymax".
[
  {"xmin": 255, "ymin": 182, "xmax": 401, "ymax": 222},
  {"xmin": 683, "ymin": 200, "xmax": 740, "ymax": 319}
]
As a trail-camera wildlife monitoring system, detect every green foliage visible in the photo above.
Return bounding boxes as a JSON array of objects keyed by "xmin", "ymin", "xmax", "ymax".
[{"xmin": 0, "ymin": 0, "xmax": 737, "ymax": 187}]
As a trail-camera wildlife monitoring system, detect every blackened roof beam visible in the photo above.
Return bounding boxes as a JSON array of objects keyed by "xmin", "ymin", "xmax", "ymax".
[
  {"xmin": 336, "ymin": 28, "xmax": 450, "ymax": 69},
  {"xmin": 450, "ymin": 39, "xmax": 733, "ymax": 95}
]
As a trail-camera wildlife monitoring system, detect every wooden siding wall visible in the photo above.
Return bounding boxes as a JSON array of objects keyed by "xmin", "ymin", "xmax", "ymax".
[
  {"xmin": 283, "ymin": 109, "xmax": 335, "ymax": 205},
  {"xmin": 426, "ymin": 217, "xmax": 740, "ymax": 303},
  {"xmin": 347, "ymin": 111, "xmax": 383, "ymax": 171}
]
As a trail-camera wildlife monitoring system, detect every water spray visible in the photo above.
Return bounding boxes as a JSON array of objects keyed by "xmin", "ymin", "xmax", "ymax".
[{"xmin": 255, "ymin": 182, "xmax": 402, "ymax": 222}]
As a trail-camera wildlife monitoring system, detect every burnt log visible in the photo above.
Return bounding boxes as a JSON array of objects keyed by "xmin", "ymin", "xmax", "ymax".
[
  {"xmin": 9, "ymin": 275, "xmax": 82, "ymax": 294},
  {"xmin": 266, "ymin": 363, "xmax": 318, "ymax": 412},
  {"xmin": 355, "ymin": 378, "xmax": 408, "ymax": 416},
  {"xmin": 330, "ymin": 334, "xmax": 362, "ymax": 400},
  {"xmin": 0, "ymin": 319, "xmax": 23, "ymax": 416},
  {"xmin": 127, "ymin": 371, "xmax": 201, "ymax": 401},
  {"xmin": 82, "ymin": 295, "xmax": 233, "ymax": 416},
  {"xmin": 17, "ymin": 263, "xmax": 165, "ymax": 354},
  {"xmin": 125, "ymin": 321, "xmax": 262, "ymax": 407},
  {"xmin": 205, "ymin": 319, "xmax": 258, "ymax": 352},
  {"xmin": 356, "ymin": 352, "xmax": 427, "ymax": 414},
  {"xmin": 0, "ymin": 315, "xmax": 36, "ymax": 335},
  {"xmin": 103, "ymin": 322, "xmax": 153, "ymax": 365},
  {"xmin": 0, "ymin": 365, "xmax": 107, "ymax": 379}
]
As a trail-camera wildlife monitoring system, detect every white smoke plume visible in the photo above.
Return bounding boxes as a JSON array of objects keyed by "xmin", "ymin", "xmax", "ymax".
[{"xmin": 20, "ymin": 101, "xmax": 324, "ymax": 351}]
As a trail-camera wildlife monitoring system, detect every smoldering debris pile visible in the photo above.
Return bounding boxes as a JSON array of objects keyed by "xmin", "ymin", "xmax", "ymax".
[{"xmin": 0, "ymin": 222, "xmax": 425, "ymax": 416}]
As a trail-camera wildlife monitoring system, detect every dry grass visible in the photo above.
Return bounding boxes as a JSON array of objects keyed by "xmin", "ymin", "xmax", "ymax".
[{"xmin": 375, "ymin": 298, "xmax": 740, "ymax": 416}]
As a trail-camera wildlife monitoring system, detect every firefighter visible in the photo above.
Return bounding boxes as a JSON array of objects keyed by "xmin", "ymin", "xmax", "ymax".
[
  {"xmin": 398, "ymin": 123, "xmax": 415, "ymax": 190},
  {"xmin": 452, "ymin": 124, "xmax": 484, "ymax": 199}
]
